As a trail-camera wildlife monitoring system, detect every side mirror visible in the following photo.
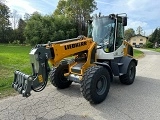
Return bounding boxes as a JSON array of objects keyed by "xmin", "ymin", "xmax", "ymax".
[
  {"xmin": 122, "ymin": 17, "xmax": 127, "ymax": 26},
  {"xmin": 82, "ymin": 22, "xmax": 85, "ymax": 31},
  {"xmin": 109, "ymin": 14, "xmax": 116, "ymax": 19}
]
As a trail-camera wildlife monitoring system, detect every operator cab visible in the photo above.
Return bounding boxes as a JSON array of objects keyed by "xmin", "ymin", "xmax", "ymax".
[{"xmin": 88, "ymin": 13, "xmax": 127, "ymax": 54}]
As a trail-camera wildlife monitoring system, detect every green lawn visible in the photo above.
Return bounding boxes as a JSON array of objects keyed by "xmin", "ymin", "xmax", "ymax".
[
  {"xmin": 0, "ymin": 45, "xmax": 32, "ymax": 98},
  {"xmin": 133, "ymin": 49, "xmax": 144, "ymax": 59}
]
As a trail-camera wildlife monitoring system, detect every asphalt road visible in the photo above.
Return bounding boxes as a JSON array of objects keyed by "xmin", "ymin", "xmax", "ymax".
[{"xmin": 0, "ymin": 49, "xmax": 160, "ymax": 120}]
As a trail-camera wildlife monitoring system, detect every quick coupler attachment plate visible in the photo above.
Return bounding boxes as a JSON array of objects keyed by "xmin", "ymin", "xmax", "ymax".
[{"xmin": 12, "ymin": 70, "xmax": 33, "ymax": 97}]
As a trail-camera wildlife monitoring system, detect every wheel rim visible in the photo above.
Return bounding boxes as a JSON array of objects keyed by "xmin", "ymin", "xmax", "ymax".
[
  {"xmin": 96, "ymin": 75, "xmax": 107, "ymax": 95},
  {"xmin": 129, "ymin": 65, "xmax": 135, "ymax": 80}
]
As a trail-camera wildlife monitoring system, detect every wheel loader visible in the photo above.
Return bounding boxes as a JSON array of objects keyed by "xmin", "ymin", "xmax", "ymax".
[{"xmin": 12, "ymin": 13, "xmax": 138, "ymax": 104}]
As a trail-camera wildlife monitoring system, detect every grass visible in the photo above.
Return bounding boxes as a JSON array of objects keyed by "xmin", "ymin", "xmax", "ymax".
[
  {"xmin": 146, "ymin": 48, "xmax": 160, "ymax": 52},
  {"xmin": 0, "ymin": 44, "xmax": 144, "ymax": 99},
  {"xmin": 0, "ymin": 44, "xmax": 32, "ymax": 99},
  {"xmin": 133, "ymin": 49, "xmax": 144, "ymax": 59}
]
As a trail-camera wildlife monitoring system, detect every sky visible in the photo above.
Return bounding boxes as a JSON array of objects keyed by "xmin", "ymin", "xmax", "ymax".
[{"xmin": 5, "ymin": 0, "xmax": 160, "ymax": 36}]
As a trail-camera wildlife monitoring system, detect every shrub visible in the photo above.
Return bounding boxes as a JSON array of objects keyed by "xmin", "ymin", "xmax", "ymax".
[
  {"xmin": 144, "ymin": 41, "xmax": 153, "ymax": 48},
  {"xmin": 12, "ymin": 40, "xmax": 20, "ymax": 44}
]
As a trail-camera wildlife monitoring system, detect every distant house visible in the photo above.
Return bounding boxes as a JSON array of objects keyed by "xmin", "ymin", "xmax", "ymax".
[{"xmin": 128, "ymin": 35, "xmax": 148, "ymax": 47}]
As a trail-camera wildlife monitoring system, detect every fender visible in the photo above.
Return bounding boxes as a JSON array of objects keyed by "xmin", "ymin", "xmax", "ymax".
[
  {"xmin": 119, "ymin": 56, "xmax": 138, "ymax": 75},
  {"xmin": 94, "ymin": 62, "xmax": 113, "ymax": 82}
]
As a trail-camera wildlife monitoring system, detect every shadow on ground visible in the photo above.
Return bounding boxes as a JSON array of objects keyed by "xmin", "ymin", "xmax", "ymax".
[
  {"xmin": 90, "ymin": 76, "xmax": 160, "ymax": 119},
  {"xmin": 56, "ymin": 83, "xmax": 82, "ymax": 97}
]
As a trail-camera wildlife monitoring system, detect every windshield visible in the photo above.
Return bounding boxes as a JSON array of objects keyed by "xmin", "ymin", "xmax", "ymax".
[{"xmin": 91, "ymin": 17, "xmax": 115, "ymax": 45}]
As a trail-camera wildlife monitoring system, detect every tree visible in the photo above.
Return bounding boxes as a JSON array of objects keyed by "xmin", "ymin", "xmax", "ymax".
[
  {"xmin": 149, "ymin": 28, "xmax": 160, "ymax": 44},
  {"xmin": 0, "ymin": 2, "xmax": 12, "ymax": 43},
  {"xmin": 24, "ymin": 12, "xmax": 43, "ymax": 45},
  {"xmin": 136, "ymin": 26, "xmax": 143, "ymax": 35},
  {"xmin": 10, "ymin": 10, "xmax": 20, "ymax": 29},
  {"xmin": 24, "ymin": 13, "xmax": 30, "ymax": 21},
  {"xmin": 10, "ymin": 10, "xmax": 21, "ymax": 42},
  {"xmin": 54, "ymin": 0, "xmax": 67, "ymax": 15},
  {"xmin": 17, "ymin": 18, "xmax": 26, "ymax": 43},
  {"xmin": 124, "ymin": 28, "xmax": 135, "ymax": 41},
  {"xmin": 24, "ymin": 13, "xmax": 77, "ymax": 45},
  {"xmin": 150, "ymin": 28, "xmax": 158, "ymax": 43},
  {"xmin": 54, "ymin": 0, "xmax": 97, "ymax": 35},
  {"xmin": 157, "ymin": 28, "xmax": 160, "ymax": 43}
]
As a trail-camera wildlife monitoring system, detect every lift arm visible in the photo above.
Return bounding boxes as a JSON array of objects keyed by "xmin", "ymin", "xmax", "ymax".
[{"xmin": 12, "ymin": 37, "xmax": 94, "ymax": 97}]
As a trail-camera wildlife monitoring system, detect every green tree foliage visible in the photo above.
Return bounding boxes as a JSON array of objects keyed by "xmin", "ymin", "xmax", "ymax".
[
  {"xmin": 124, "ymin": 28, "xmax": 135, "ymax": 41},
  {"xmin": 24, "ymin": 12, "xmax": 45, "ymax": 45},
  {"xmin": 144, "ymin": 41, "xmax": 153, "ymax": 48},
  {"xmin": 54, "ymin": 0, "xmax": 97, "ymax": 35},
  {"xmin": 0, "ymin": 0, "xmax": 97, "ymax": 44},
  {"xmin": 0, "ymin": 2, "xmax": 13, "ymax": 43},
  {"xmin": 24, "ymin": 12, "xmax": 77, "ymax": 45},
  {"xmin": 149, "ymin": 28, "xmax": 160, "ymax": 44},
  {"xmin": 54, "ymin": 0, "xmax": 66, "ymax": 15}
]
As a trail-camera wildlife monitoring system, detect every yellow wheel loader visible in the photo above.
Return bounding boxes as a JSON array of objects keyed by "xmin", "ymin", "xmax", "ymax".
[{"xmin": 12, "ymin": 13, "xmax": 138, "ymax": 104}]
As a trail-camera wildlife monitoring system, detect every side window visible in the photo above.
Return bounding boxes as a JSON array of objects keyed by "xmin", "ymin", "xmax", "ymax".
[
  {"xmin": 117, "ymin": 23, "xmax": 124, "ymax": 38},
  {"xmin": 116, "ymin": 23, "xmax": 124, "ymax": 49},
  {"xmin": 105, "ymin": 23, "xmax": 115, "ymax": 53}
]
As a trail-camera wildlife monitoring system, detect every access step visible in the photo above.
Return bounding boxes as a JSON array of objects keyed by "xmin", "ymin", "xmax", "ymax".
[{"xmin": 71, "ymin": 63, "xmax": 84, "ymax": 74}]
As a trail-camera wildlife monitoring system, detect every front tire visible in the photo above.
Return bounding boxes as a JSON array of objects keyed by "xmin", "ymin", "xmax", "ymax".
[
  {"xmin": 50, "ymin": 64, "xmax": 72, "ymax": 89},
  {"xmin": 119, "ymin": 61, "xmax": 136, "ymax": 85},
  {"xmin": 80, "ymin": 66, "xmax": 110, "ymax": 104}
]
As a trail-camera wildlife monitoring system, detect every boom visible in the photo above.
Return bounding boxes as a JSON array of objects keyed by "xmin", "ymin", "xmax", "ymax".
[{"xmin": 12, "ymin": 36, "xmax": 96, "ymax": 97}]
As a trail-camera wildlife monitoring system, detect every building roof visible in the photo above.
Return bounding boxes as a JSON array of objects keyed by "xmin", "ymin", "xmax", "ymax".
[{"xmin": 131, "ymin": 34, "xmax": 148, "ymax": 39}]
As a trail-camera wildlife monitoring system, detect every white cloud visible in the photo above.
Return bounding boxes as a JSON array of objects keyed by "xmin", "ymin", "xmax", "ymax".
[
  {"xmin": 127, "ymin": 0, "xmax": 151, "ymax": 11},
  {"xmin": 125, "ymin": 19, "xmax": 150, "ymax": 35},
  {"xmin": 6, "ymin": 0, "xmax": 41, "ymax": 15},
  {"xmin": 125, "ymin": 19, "xmax": 155, "ymax": 36},
  {"xmin": 126, "ymin": 0, "xmax": 160, "ymax": 20},
  {"xmin": 95, "ymin": 0, "xmax": 160, "ymax": 36},
  {"xmin": 41, "ymin": 0, "xmax": 57, "ymax": 7},
  {"xmin": 126, "ymin": 19, "xmax": 148, "ymax": 29},
  {"xmin": 6, "ymin": 0, "xmax": 41, "ymax": 29},
  {"xmin": 96, "ymin": 0, "xmax": 125, "ymax": 6}
]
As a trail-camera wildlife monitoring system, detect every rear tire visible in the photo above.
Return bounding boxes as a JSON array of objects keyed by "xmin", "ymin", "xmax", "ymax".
[
  {"xmin": 119, "ymin": 61, "xmax": 136, "ymax": 85},
  {"xmin": 50, "ymin": 64, "xmax": 72, "ymax": 89},
  {"xmin": 80, "ymin": 66, "xmax": 110, "ymax": 104}
]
